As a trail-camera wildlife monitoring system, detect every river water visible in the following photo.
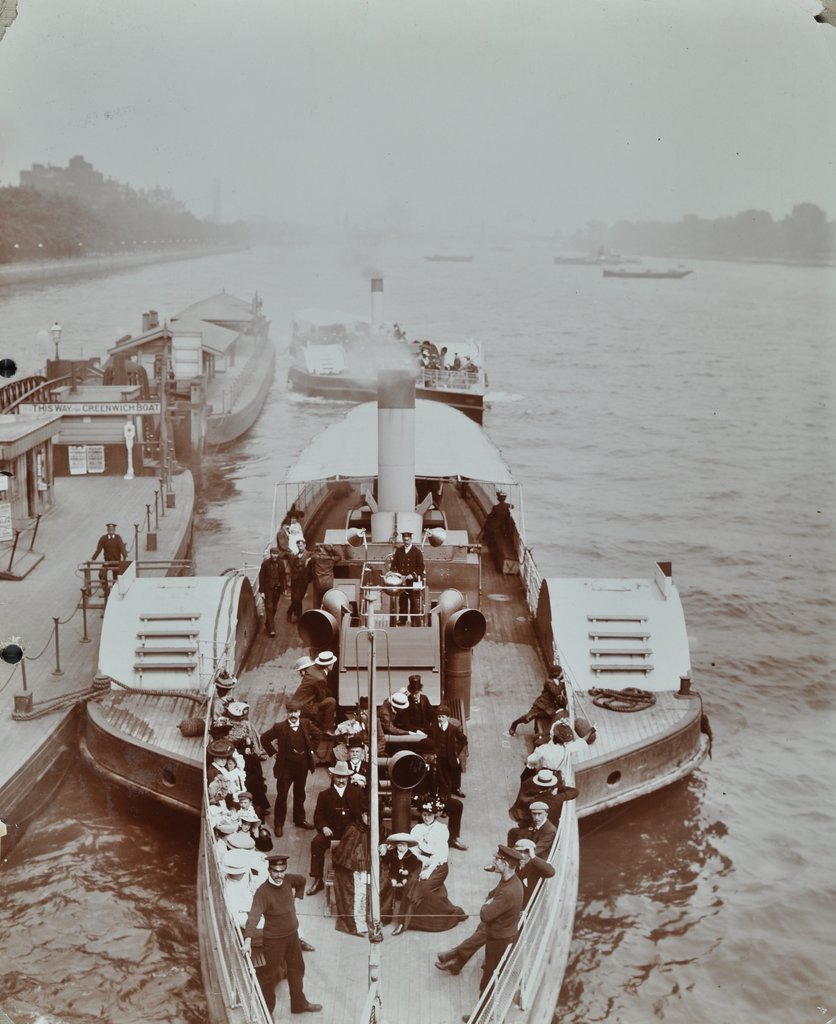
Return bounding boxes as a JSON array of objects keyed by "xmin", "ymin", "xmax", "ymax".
[{"xmin": 0, "ymin": 244, "xmax": 834, "ymax": 1024}]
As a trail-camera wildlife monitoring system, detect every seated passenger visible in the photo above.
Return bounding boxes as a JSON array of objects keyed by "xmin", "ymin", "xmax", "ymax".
[
  {"xmin": 379, "ymin": 833, "xmax": 421, "ymax": 935},
  {"xmin": 222, "ymin": 849, "xmax": 256, "ymax": 927},
  {"xmin": 401, "ymin": 801, "xmax": 466, "ymax": 933},
  {"xmin": 508, "ymin": 667, "xmax": 568, "ymax": 742}
]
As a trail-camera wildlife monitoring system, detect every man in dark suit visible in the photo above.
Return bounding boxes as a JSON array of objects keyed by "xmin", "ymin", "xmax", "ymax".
[
  {"xmin": 429, "ymin": 704, "xmax": 468, "ymax": 799},
  {"xmin": 260, "ymin": 703, "xmax": 317, "ymax": 838},
  {"xmin": 91, "ymin": 521, "xmax": 128, "ymax": 596},
  {"xmin": 390, "ymin": 530, "xmax": 425, "ymax": 625},
  {"xmin": 507, "ymin": 801, "xmax": 557, "ymax": 859},
  {"xmin": 307, "ymin": 761, "xmax": 365, "ymax": 894},
  {"xmin": 513, "ymin": 838, "xmax": 556, "ymax": 907},
  {"xmin": 258, "ymin": 546, "xmax": 286, "ymax": 637},
  {"xmin": 402, "ymin": 674, "xmax": 435, "ymax": 732}
]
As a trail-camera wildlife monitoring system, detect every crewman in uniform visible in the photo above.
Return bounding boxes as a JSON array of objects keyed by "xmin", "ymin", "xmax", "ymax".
[
  {"xmin": 390, "ymin": 530, "xmax": 425, "ymax": 625},
  {"xmin": 241, "ymin": 853, "xmax": 321, "ymax": 1016},
  {"xmin": 91, "ymin": 521, "xmax": 128, "ymax": 596}
]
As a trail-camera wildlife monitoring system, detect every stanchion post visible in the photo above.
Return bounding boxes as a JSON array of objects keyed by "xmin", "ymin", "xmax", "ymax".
[
  {"xmin": 159, "ymin": 476, "xmax": 166, "ymax": 517},
  {"xmin": 29, "ymin": 513, "xmax": 42, "ymax": 551},
  {"xmin": 52, "ymin": 617, "xmax": 63, "ymax": 676},
  {"xmin": 154, "ymin": 490, "xmax": 160, "ymax": 529},
  {"xmin": 134, "ymin": 522, "xmax": 139, "ymax": 557},
  {"xmin": 145, "ymin": 503, "xmax": 151, "ymax": 533},
  {"xmin": 80, "ymin": 587, "xmax": 91, "ymax": 643}
]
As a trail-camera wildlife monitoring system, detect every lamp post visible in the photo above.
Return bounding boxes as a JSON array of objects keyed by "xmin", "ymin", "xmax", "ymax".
[{"xmin": 49, "ymin": 322, "xmax": 63, "ymax": 360}]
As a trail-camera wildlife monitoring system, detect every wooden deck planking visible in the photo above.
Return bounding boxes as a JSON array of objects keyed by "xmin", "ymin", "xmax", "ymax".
[
  {"xmin": 231, "ymin": 487, "xmax": 561, "ymax": 1024},
  {"xmin": 0, "ymin": 471, "xmax": 194, "ymax": 826}
]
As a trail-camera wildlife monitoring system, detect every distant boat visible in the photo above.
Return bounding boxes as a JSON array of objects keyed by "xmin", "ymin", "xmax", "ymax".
[
  {"xmin": 603, "ymin": 267, "xmax": 693, "ymax": 279},
  {"xmin": 424, "ymin": 254, "xmax": 473, "ymax": 262},
  {"xmin": 553, "ymin": 251, "xmax": 642, "ymax": 266}
]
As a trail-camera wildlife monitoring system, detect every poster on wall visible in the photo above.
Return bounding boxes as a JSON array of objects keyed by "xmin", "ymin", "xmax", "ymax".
[
  {"xmin": 68, "ymin": 446, "xmax": 87, "ymax": 475},
  {"xmin": 86, "ymin": 446, "xmax": 105, "ymax": 473},
  {"xmin": 0, "ymin": 501, "xmax": 12, "ymax": 541}
]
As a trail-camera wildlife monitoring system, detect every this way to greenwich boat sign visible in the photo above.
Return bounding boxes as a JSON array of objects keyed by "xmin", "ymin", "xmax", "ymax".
[{"xmin": 18, "ymin": 402, "xmax": 162, "ymax": 415}]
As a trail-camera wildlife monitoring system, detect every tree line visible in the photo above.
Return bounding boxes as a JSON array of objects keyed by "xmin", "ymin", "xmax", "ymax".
[
  {"xmin": 566, "ymin": 203, "xmax": 835, "ymax": 263},
  {"xmin": 0, "ymin": 186, "xmax": 247, "ymax": 263}
]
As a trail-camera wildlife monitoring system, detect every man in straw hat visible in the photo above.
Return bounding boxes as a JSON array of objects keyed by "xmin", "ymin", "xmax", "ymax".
[
  {"xmin": 436, "ymin": 844, "xmax": 524, "ymax": 998},
  {"xmin": 242, "ymin": 853, "xmax": 322, "ymax": 1015},
  {"xmin": 292, "ymin": 653, "xmax": 337, "ymax": 734},
  {"xmin": 306, "ymin": 760, "xmax": 365, "ymax": 895}
]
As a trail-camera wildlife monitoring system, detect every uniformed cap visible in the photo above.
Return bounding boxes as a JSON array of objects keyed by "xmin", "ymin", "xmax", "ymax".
[
  {"xmin": 496, "ymin": 492, "xmax": 507, "ymax": 500},
  {"xmin": 529, "ymin": 801, "xmax": 550, "ymax": 813},
  {"xmin": 266, "ymin": 853, "xmax": 289, "ymax": 865},
  {"xmin": 401, "ymin": 531, "xmax": 412, "ymax": 540},
  {"xmin": 106, "ymin": 522, "xmax": 117, "ymax": 528},
  {"xmin": 497, "ymin": 844, "xmax": 523, "ymax": 863}
]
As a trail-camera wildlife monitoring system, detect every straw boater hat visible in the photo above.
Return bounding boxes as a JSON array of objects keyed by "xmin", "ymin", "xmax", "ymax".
[
  {"xmin": 329, "ymin": 761, "xmax": 354, "ymax": 777},
  {"xmin": 223, "ymin": 849, "xmax": 251, "ymax": 875},
  {"xmin": 315, "ymin": 650, "xmax": 337, "ymax": 667},
  {"xmin": 226, "ymin": 701, "xmax": 249, "ymax": 719},
  {"xmin": 214, "ymin": 820, "xmax": 237, "ymax": 835},
  {"xmin": 532, "ymin": 769, "xmax": 559, "ymax": 788},
  {"xmin": 295, "ymin": 655, "xmax": 315, "ymax": 672},
  {"xmin": 390, "ymin": 691, "xmax": 409, "ymax": 710},
  {"xmin": 385, "ymin": 832, "xmax": 418, "ymax": 846},
  {"xmin": 227, "ymin": 833, "xmax": 256, "ymax": 850}
]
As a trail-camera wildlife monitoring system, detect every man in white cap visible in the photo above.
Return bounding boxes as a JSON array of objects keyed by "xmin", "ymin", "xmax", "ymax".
[
  {"xmin": 507, "ymin": 801, "xmax": 557, "ymax": 859},
  {"xmin": 512, "ymin": 837, "xmax": 555, "ymax": 907},
  {"xmin": 291, "ymin": 653, "xmax": 336, "ymax": 734},
  {"xmin": 91, "ymin": 521, "xmax": 128, "ymax": 596},
  {"xmin": 390, "ymin": 529, "xmax": 425, "ymax": 625}
]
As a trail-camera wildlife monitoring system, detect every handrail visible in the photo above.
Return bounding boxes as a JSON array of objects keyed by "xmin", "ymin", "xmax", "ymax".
[{"xmin": 465, "ymin": 764, "xmax": 580, "ymax": 1023}]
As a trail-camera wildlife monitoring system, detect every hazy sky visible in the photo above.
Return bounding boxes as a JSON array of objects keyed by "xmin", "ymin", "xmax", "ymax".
[{"xmin": 0, "ymin": 0, "xmax": 834, "ymax": 233}]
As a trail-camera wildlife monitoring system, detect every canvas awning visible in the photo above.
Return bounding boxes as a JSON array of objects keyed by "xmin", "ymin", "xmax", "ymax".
[{"xmin": 287, "ymin": 399, "xmax": 515, "ymax": 485}]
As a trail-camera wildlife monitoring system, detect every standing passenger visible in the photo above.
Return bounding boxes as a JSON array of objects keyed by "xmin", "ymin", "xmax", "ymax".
[
  {"xmin": 258, "ymin": 546, "xmax": 286, "ymax": 637},
  {"xmin": 287, "ymin": 540, "xmax": 312, "ymax": 623}
]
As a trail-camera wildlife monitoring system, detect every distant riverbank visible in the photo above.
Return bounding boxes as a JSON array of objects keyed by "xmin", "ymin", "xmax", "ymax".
[{"xmin": 0, "ymin": 244, "xmax": 246, "ymax": 287}]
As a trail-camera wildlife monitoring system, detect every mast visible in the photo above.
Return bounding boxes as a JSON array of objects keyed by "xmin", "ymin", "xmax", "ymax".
[{"xmin": 365, "ymin": 596, "xmax": 383, "ymax": 981}]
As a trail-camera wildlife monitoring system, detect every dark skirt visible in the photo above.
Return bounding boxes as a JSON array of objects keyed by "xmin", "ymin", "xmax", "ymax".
[
  {"xmin": 333, "ymin": 865, "xmax": 369, "ymax": 935},
  {"xmin": 403, "ymin": 863, "xmax": 466, "ymax": 932}
]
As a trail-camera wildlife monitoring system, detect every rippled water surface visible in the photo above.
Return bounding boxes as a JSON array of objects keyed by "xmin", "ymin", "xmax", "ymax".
[{"xmin": 1, "ymin": 244, "xmax": 834, "ymax": 1023}]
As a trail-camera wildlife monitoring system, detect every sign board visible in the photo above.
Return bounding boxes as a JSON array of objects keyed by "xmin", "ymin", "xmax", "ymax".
[
  {"xmin": 86, "ymin": 446, "xmax": 105, "ymax": 473},
  {"xmin": 0, "ymin": 501, "xmax": 12, "ymax": 541},
  {"xmin": 18, "ymin": 402, "xmax": 161, "ymax": 415},
  {"xmin": 68, "ymin": 446, "xmax": 87, "ymax": 475}
]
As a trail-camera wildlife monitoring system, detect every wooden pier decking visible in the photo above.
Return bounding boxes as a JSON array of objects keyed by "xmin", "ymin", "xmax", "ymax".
[{"xmin": 0, "ymin": 470, "xmax": 194, "ymax": 852}]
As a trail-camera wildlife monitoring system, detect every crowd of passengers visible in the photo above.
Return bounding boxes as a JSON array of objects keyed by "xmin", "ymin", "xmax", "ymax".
[{"xmin": 205, "ymin": 659, "xmax": 596, "ymax": 1015}]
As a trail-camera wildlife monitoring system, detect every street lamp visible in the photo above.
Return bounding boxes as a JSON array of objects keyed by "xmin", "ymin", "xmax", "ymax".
[{"xmin": 50, "ymin": 322, "xmax": 63, "ymax": 360}]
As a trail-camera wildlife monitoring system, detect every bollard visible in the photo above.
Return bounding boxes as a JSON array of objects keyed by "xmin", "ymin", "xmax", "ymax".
[
  {"xmin": 52, "ymin": 617, "xmax": 63, "ymax": 676},
  {"xmin": 146, "ymin": 531, "xmax": 158, "ymax": 552},
  {"xmin": 145, "ymin": 503, "xmax": 152, "ymax": 533},
  {"xmin": 166, "ymin": 490, "xmax": 176, "ymax": 508},
  {"xmin": 14, "ymin": 691, "xmax": 33, "ymax": 716}
]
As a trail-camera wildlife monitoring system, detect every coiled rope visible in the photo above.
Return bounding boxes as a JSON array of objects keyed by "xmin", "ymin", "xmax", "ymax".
[{"xmin": 588, "ymin": 686, "xmax": 657, "ymax": 712}]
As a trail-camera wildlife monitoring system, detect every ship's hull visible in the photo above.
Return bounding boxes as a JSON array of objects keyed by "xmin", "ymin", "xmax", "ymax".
[
  {"xmin": 207, "ymin": 339, "xmax": 276, "ymax": 447},
  {"xmin": 288, "ymin": 364, "xmax": 484, "ymax": 424}
]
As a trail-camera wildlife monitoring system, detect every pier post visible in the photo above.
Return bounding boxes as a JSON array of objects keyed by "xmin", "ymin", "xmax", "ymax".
[
  {"xmin": 154, "ymin": 490, "xmax": 160, "ymax": 529},
  {"xmin": 6, "ymin": 529, "xmax": 20, "ymax": 573},
  {"xmin": 159, "ymin": 476, "xmax": 166, "ymax": 516},
  {"xmin": 52, "ymin": 617, "xmax": 63, "ymax": 676},
  {"xmin": 28, "ymin": 513, "xmax": 42, "ymax": 551},
  {"xmin": 133, "ymin": 522, "xmax": 140, "ymax": 557}
]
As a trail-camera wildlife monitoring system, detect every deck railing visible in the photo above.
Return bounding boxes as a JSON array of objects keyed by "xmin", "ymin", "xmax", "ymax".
[
  {"xmin": 420, "ymin": 366, "xmax": 485, "ymax": 392},
  {"xmin": 464, "ymin": 770, "xmax": 580, "ymax": 1024}
]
